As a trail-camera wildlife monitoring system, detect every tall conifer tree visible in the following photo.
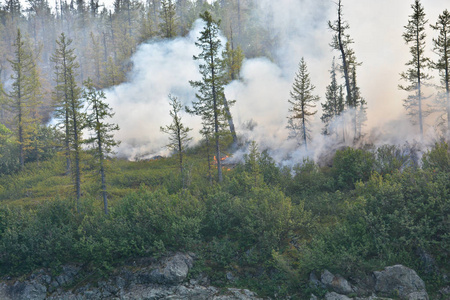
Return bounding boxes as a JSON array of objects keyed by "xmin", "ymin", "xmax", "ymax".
[
  {"xmin": 52, "ymin": 33, "xmax": 84, "ymax": 211},
  {"xmin": 188, "ymin": 11, "xmax": 232, "ymax": 183},
  {"xmin": 159, "ymin": 0, "xmax": 177, "ymax": 38},
  {"xmin": 287, "ymin": 57, "xmax": 319, "ymax": 150},
  {"xmin": 399, "ymin": 0, "xmax": 431, "ymax": 139},
  {"xmin": 329, "ymin": 0, "xmax": 364, "ymax": 141},
  {"xmin": 431, "ymin": 10, "xmax": 450, "ymax": 138},
  {"xmin": 321, "ymin": 58, "xmax": 344, "ymax": 136},
  {"xmin": 7, "ymin": 29, "xmax": 38, "ymax": 168},
  {"xmin": 160, "ymin": 94, "xmax": 192, "ymax": 186},
  {"xmin": 84, "ymin": 79, "xmax": 119, "ymax": 214}
]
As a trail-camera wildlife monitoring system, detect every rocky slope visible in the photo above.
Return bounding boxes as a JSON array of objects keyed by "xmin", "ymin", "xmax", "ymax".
[
  {"xmin": 0, "ymin": 252, "xmax": 447, "ymax": 300},
  {"xmin": 309, "ymin": 265, "xmax": 441, "ymax": 300}
]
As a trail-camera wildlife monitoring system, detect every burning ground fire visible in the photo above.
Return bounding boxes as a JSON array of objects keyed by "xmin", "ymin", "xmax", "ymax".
[{"xmin": 213, "ymin": 155, "xmax": 234, "ymax": 171}]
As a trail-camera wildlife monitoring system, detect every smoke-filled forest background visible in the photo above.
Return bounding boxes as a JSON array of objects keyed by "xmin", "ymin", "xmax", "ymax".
[
  {"xmin": 0, "ymin": 1, "xmax": 449, "ymax": 299},
  {"xmin": 0, "ymin": 0, "xmax": 448, "ymax": 162}
]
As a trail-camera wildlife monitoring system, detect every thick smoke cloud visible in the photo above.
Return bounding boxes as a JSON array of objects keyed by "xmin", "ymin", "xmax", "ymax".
[
  {"xmin": 105, "ymin": 0, "xmax": 450, "ymax": 164},
  {"xmin": 105, "ymin": 21, "xmax": 203, "ymax": 159}
]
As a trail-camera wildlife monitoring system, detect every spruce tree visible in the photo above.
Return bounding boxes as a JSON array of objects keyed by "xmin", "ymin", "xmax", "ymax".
[
  {"xmin": 188, "ymin": 11, "xmax": 231, "ymax": 182},
  {"xmin": 159, "ymin": 0, "xmax": 177, "ymax": 38},
  {"xmin": 160, "ymin": 94, "xmax": 192, "ymax": 186},
  {"xmin": 7, "ymin": 29, "xmax": 37, "ymax": 168},
  {"xmin": 26, "ymin": 45, "xmax": 45, "ymax": 165},
  {"xmin": 431, "ymin": 9, "xmax": 450, "ymax": 138},
  {"xmin": 84, "ymin": 78, "xmax": 119, "ymax": 214},
  {"xmin": 351, "ymin": 67, "xmax": 367, "ymax": 139},
  {"xmin": 328, "ymin": 0, "xmax": 352, "ymax": 110},
  {"xmin": 52, "ymin": 33, "xmax": 84, "ymax": 211},
  {"xmin": 399, "ymin": 0, "xmax": 431, "ymax": 139},
  {"xmin": 328, "ymin": 0, "xmax": 363, "ymax": 141},
  {"xmin": 321, "ymin": 57, "xmax": 344, "ymax": 136},
  {"xmin": 287, "ymin": 57, "xmax": 319, "ymax": 150}
]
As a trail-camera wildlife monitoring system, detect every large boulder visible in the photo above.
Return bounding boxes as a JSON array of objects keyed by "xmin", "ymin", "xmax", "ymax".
[
  {"xmin": 321, "ymin": 270, "xmax": 356, "ymax": 295},
  {"xmin": 148, "ymin": 252, "xmax": 194, "ymax": 285},
  {"xmin": 374, "ymin": 265, "xmax": 428, "ymax": 300}
]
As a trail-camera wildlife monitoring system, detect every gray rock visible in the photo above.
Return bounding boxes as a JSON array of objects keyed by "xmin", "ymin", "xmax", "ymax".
[
  {"xmin": 52, "ymin": 264, "xmax": 80, "ymax": 288},
  {"xmin": 149, "ymin": 252, "xmax": 194, "ymax": 285},
  {"xmin": 2, "ymin": 280, "xmax": 47, "ymax": 300},
  {"xmin": 121, "ymin": 284, "xmax": 172, "ymax": 299},
  {"xmin": 405, "ymin": 291, "xmax": 429, "ymax": 300},
  {"xmin": 325, "ymin": 292, "xmax": 352, "ymax": 300},
  {"xmin": 350, "ymin": 274, "xmax": 376, "ymax": 297},
  {"xmin": 310, "ymin": 271, "xmax": 324, "ymax": 288},
  {"xmin": 225, "ymin": 288, "xmax": 261, "ymax": 299},
  {"xmin": 226, "ymin": 272, "xmax": 237, "ymax": 282},
  {"xmin": 374, "ymin": 265, "xmax": 428, "ymax": 300},
  {"xmin": 321, "ymin": 269, "xmax": 355, "ymax": 295},
  {"xmin": 310, "ymin": 294, "xmax": 318, "ymax": 300},
  {"xmin": 355, "ymin": 297, "xmax": 394, "ymax": 300},
  {"xmin": 438, "ymin": 286, "xmax": 450, "ymax": 299},
  {"xmin": 173, "ymin": 285, "xmax": 218, "ymax": 299}
]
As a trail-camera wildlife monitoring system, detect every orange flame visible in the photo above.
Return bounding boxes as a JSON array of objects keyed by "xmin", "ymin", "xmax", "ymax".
[{"xmin": 213, "ymin": 155, "xmax": 232, "ymax": 170}]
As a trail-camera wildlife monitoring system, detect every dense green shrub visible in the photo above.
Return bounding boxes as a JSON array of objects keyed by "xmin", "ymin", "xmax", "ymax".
[
  {"xmin": 422, "ymin": 141, "xmax": 450, "ymax": 173},
  {"xmin": 333, "ymin": 147, "xmax": 375, "ymax": 189},
  {"xmin": 373, "ymin": 144, "xmax": 409, "ymax": 175},
  {"xmin": 0, "ymin": 199, "xmax": 77, "ymax": 274},
  {"xmin": 0, "ymin": 143, "xmax": 448, "ymax": 299},
  {"xmin": 0, "ymin": 124, "xmax": 20, "ymax": 176},
  {"xmin": 287, "ymin": 158, "xmax": 332, "ymax": 200}
]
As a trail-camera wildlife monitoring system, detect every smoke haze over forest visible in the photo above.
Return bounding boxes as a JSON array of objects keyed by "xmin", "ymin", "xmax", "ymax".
[{"xmin": 100, "ymin": 0, "xmax": 449, "ymax": 162}]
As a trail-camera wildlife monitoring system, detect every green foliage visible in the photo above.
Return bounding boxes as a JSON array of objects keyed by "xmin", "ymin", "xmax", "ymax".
[
  {"xmin": 159, "ymin": 0, "xmax": 178, "ymax": 38},
  {"xmin": 333, "ymin": 147, "xmax": 375, "ymax": 189},
  {"xmin": 0, "ymin": 123, "xmax": 20, "ymax": 175},
  {"xmin": 321, "ymin": 57, "xmax": 344, "ymax": 135},
  {"xmin": 0, "ymin": 144, "xmax": 449, "ymax": 299},
  {"xmin": 399, "ymin": 0, "xmax": 432, "ymax": 136},
  {"xmin": 287, "ymin": 57, "xmax": 319, "ymax": 148},
  {"xmin": 0, "ymin": 187, "xmax": 204, "ymax": 274},
  {"xmin": 422, "ymin": 141, "xmax": 450, "ymax": 173},
  {"xmin": 0, "ymin": 199, "xmax": 77, "ymax": 274},
  {"xmin": 288, "ymin": 158, "xmax": 332, "ymax": 200},
  {"xmin": 374, "ymin": 144, "xmax": 409, "ymax": 175},
  {"xmin": 188, "ymin": 10, "xmax": 232, "ymax": 182}
]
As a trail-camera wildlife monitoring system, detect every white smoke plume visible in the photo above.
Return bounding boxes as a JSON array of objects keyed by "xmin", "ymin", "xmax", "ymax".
[
  {"xmin": 105, "ymin": 21, "xmax": 204, "ymax": 159},
  {"xmin": 105, "ymin": 0, "xmax": 450, "ymax": 165}
]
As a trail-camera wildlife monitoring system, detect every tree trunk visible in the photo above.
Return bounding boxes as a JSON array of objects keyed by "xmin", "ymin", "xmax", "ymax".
[
  {"xmin": 100, "ymin": 155, "xmax": 108, "ymax": 215},
  {"xmin": 209, "ymin": 33, "xmax": 222, "ymax": 183},
  {"xmin": 416, "ymin": 24, "xmax": 424, "ymax": 139},
  {"xmin": 445, "ymin": 44, "xmax": 450, "ymax": 140},
  {"xmin": 223, "ymin": 94, "xmax": 237, "ymax": 146},
  {"xmin": 302, "ymin": 102, "xmax": 307, "ymax": 151},
  {"xmin": 71, "ymin": 84, "xmax": 81, "ymax": 212},
  {"xmin": 206, "ymin": 134, "xmax": 212, "ymax": 185},
  {"xmin": 177, "ymin": 128, "xmax": 184, "ymax": 189},
  {"xmin": 336, "ymin": 0, "xmax": 354, "ymax": 138}
]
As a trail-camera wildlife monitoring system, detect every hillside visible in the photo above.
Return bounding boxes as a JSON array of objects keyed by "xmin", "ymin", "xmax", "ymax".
[{"xmin": 0, "ymin": 141, "xmax": 449, "ymax": 299}]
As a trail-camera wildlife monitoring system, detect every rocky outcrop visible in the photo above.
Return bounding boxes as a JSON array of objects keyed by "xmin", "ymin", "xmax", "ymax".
[
  {"xmin": 0, "ymin": 253, "xmax": 262, "ymax": 300},
  {"xmin": 0, "ymin": 281, "xmax": 47, "ymax": 300},
  {"xmin": 374, "ymin": 265, "xmax": 428, "ymax": 300},
  {"xmin": 310, "ymin": 265, "xmax": 429, "ymax": 300},
  {"xmin": 0, "ymin": 258, "xmax": 432, "ymax": 300}
]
